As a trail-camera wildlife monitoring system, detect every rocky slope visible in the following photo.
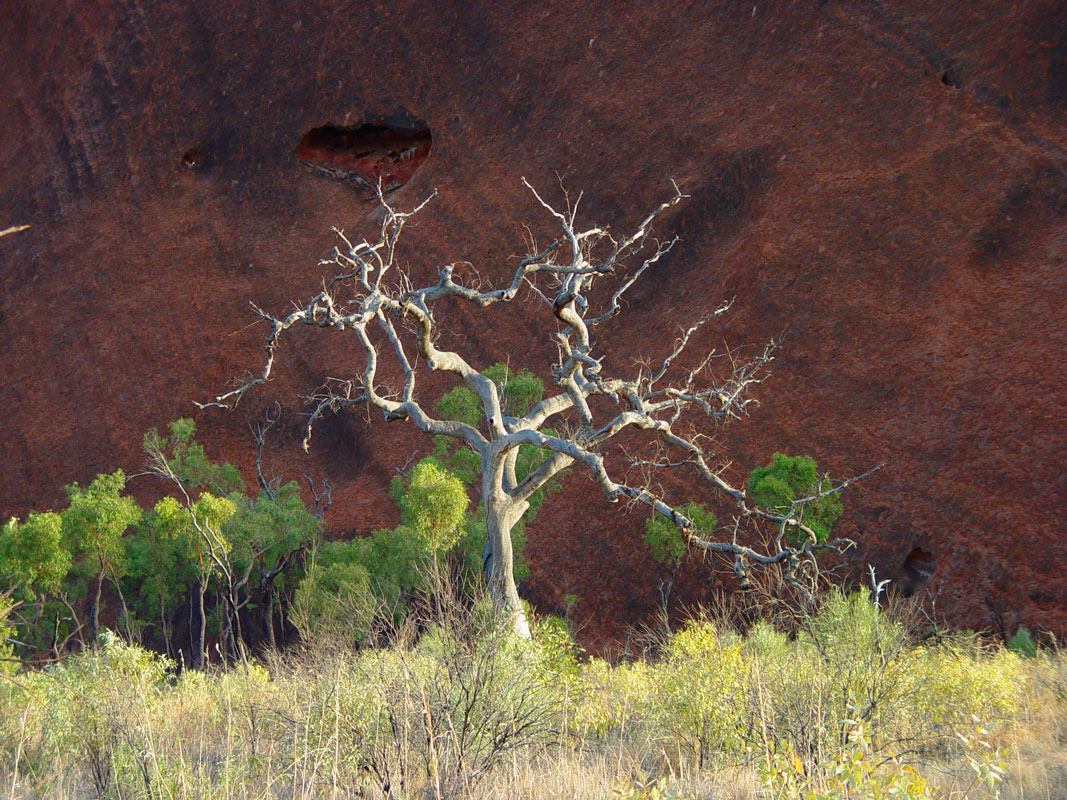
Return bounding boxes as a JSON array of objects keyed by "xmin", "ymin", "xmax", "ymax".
[{"xmin": 2, "ymin": 1, "xmax": 1064, "ymax": 647}]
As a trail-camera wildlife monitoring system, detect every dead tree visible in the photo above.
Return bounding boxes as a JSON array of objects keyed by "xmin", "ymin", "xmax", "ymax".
[{"xmin": 201, "ymin": 181, "xmax": 861, "ymax": 637}]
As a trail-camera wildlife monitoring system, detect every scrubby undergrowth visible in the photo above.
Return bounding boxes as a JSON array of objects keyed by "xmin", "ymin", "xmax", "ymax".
[{"xmin": 1, "ymin": 590, "xmax": 1063, "ymax": 800}]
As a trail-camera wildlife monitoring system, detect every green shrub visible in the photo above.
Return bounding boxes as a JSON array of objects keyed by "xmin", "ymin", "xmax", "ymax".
[
  {"xmin": 393, "ymin": 456, "xmax": 469, "ymax": 553},
  {"xmin": 570, "ymin": 657, "xmax": 654, "ymax": 742},
  {"xmin": 905, "ymin": 640, "xmax": 1024, "ymax": 743},
  {"xmin": 0, "ymin": 594, "xmax": 15, "ymax": 675},
  {"xmin": 31, "ymin": 632, "xmax": 174, "ymax": 797},
  {"xmin": 654, "ymin": 621, "xmax": 748, "ymax": 765},
  {"xmin": 643, "ymin": 501, "xmax": 715, "ymax": 563},
  {"xmin": 747, "ymin": 453, "xmax": 842, "ymax": 543},
  {"xmin": 1007, "ymin": 626, "xmax": 1038, "ymax": 658}
]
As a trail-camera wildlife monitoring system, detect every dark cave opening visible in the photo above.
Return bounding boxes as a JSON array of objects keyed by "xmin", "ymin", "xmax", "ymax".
[
  {"xmin": 181, "ymin": 146, "xmax": 209, "ymax": 170},
  {"xmin": 295, "ymin": 122, "xmax": 432, "ymax": 191}
]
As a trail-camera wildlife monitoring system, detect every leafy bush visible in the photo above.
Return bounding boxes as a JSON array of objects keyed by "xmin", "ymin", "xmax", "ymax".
[
  {"xmin": 654, "ymin": 621, "xmax": 748, "ymax": 764},
  {"xmin": 292, "ymin": 457, "xmax": 471, "ymax": 645},
  {"xmin": 0, "ymin": 511, "xmax": 70, "ymax": 598},
  {"xmin": 31, "ymin": 632, "xmax": 174, "ymax": 797},
  {"xmin": 0, "ymin": 594, "xmax": 15, "ymax": 675},
  {"xmin": 1007, "ymin": 625, "xmax": 1038, "ymax": 658},
  {"xmin": 905, "ymin": 640, "xmax": 1024, "ymax": 741},
  {"xmin": 301, "ymin": 595, "xmax": 559, "ymax": 798},
  {"xmin": 747, "ymin": 453, "xmax": 842, "ymax": 543},
  {"xmin": 570, "ymin": 657, "xmax": 654, "ymax": 742},
  {"xmin": 392, "ymin": 456, "xmax": 470, "ymax": 554},
  {"xmin": 643, "ymin": 501, "xmax": 715, "ymax": 564}
]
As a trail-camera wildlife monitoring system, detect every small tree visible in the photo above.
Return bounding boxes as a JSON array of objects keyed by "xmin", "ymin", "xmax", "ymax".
[
  {"xmin": 0, "ymin": 511, "xmax": 74, "ymax": 657},
  {"xmin": 0, "ymin": 512, "xmax": 71, "ymax": 600},
  {"xmin": 291, "ymin": 455, "xmax": 470, "ymax": 644},
  {"xmin": 203, "ymin": 183, "xmax": 862, "ymax": 637},
  {"xmin": 143, "ymin": 418, "xmax": 324, "ymax": 662},
  {"xmin": 61, "ymin": 471, "xmax": 141, "ymax": 642}
]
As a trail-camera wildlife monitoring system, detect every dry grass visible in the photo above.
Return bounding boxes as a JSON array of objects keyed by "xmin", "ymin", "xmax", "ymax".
[{"xmin": 1, "ymin": 597, "xmax": 1064, "ymax": 800}]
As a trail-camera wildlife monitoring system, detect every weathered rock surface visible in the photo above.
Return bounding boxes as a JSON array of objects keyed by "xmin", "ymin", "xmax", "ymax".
[{"xmin": 2, "ymin": 1, "xmax": 1065, "ymax": 648}]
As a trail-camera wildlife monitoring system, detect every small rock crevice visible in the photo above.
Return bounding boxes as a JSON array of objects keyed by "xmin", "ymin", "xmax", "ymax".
[
  {"xmin": 904, "ymin": 546, "xmax": 936, "ymax": 583},
  {"xmin": 295, "ymin": 122, "xmax": 432, "ymax": 191}
]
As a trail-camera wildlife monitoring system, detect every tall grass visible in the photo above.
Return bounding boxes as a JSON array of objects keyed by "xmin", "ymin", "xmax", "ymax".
[{"xmin": 0, "ymin": 589, "xmax": 1061, "ymax": 799}]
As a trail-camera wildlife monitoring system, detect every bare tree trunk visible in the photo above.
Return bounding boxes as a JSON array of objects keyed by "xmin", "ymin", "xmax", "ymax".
[
  {"xmin": 109, "ymin": 568, "xmax": 132, "ymax": 641},
  {"xmin": 90, "ymin": 572, "xmax": 104, "ymax": 642},
  {"xmin": 197, "ymin": 580, "xmax": 207, "ymax": 669},
  {"xmin": 228, "ymin": 585, "xmax": 247, "ymax": 665},
  {"xmin": 160, "ymin": 597, "xmax": 171, "ymax": 658},
  {"xmin": 484, "ymin": 494, "xmax": 530, "ymax": 638},
  {"xmin": 265, "ymin": 589, "xmax": 277, "ymax": 651}
]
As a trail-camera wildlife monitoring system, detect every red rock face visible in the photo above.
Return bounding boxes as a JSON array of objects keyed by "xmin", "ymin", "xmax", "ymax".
[{"xmin": 1, "ymin": 2, "xmax": 1065, "ymax": 650}]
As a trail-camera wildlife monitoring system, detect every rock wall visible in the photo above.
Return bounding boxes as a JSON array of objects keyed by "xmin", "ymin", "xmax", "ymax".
[{"xmin": 2, "ymin": 1, "xmax": 1064, "ymax": 648}]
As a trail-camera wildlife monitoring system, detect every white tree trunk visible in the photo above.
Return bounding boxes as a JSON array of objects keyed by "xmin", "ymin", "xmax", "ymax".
[{"xmin": 484, "ymin": 492, "xmax": 531, "ymax": 638}]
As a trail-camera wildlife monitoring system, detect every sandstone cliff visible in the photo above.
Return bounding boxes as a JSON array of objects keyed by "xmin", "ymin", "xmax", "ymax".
[{"xmin": 2, "ymin": 1, "xmax": 1064, "ymax": 647}]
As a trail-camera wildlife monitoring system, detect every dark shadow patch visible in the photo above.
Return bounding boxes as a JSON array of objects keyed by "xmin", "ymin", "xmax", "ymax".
[
  {"xmin": 971, "ymin": 165, "xmax": 1067, "ymax": 267},
  {"xmin": 640, "ymin": 147, "xmax": 777, "ymax": 293},
  {"xmin": 1030, "ymin": 590, "xmax": 1056, "ymax": 607},
  {"xmin": 1047, "ymin": 29, "xmax": 1067, "ymax": 105},
  {"xmin": 303, "ymin": 409, "xmax": 369, "ymax": 481},
  {"xmin": 295, "ymin": 121, "xmax": 432, "ymax": 191},
  {"xmin": 672, "ymin": 148, "xmax": 775, "ymax": 241}
]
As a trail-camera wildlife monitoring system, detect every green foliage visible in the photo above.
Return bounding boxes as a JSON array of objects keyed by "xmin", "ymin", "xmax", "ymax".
[
  {"xmin": 805, "ymin": 587, "xmax": 906, "ymax": 667},
  {"xmin": 907, "ymin": 640, "xmax": 1025, "ymax": 728},
  {"xmin": 643, "ymin": 501, "xmax": 715, "ymax": 563},
  {"xmin": 61, "ymin": 470, "xmax": 141, "ymax": 579},
  {"xmin": 133, "ymin": 420, "xmax": 322, "ymax": 658},
  {"xmin": 0, "ymin": 594, "xmax": 15, "ymax": 675},
  {"xmin": 0, "ymin": 512, "xmax": 70, "ymax": 598},
  {"xmin": 430, "ymin": 434, "xmax": 481, "ymax": 484},
  {"xmin": 530, "ymin": 612, "xmax": 582, "ymax": 678},
  {"xmin": 435, "ymin": 384, "xmax": 483, "ymax": 428},
  {"xmin": 393, "ymin": 457, "xmax": 469, "ymax": 553},
  {"xmin": 123, "ymin": 499, "xmax": 196, "ymax": 625},
  {"xmin": 747, "ymin": 453, "xmax": 842, "ymax": 543},
  {"xmin": 143, "ymin": 418, "xmax": 243, "ymax": 494},
  {"xmin": 760, "ymin": 720, "xmax": 938, "ymax": 799},
  {"xmin": 60, "ymin": 470, "xmax": 141, "ymax": 640},
  {"xmin": 570, "ymin": 656, "xmax": 654, "ymax": 741},
  {"xmin": 434, "ymin": 363, "xmax": 547, "ymax": 427},
  {"xmin": 125, "ymin": 493, "xmax": 235, "ymax": 630},
  {"xmin": 29, "ymin": 632, "xmax": 175, "ymax": 797},
  {"xmin": 760, "ymin": 718, "xmax": 1007, "ymax": 799},
  {"xmin": 291, "ymin": 539, "xmax": 375, "ymax": 642},
  {"xmin": 295, "ymin": 457, "xmax": 467, "ymax": 644},
  {"xmin": 481, "ymin": 362, "xmax": 544, "ymax": 417},
  {"xmin": 224, "ymin": 481, "xmax": 321, "ymax": 577},
  {"xmin": 193, "ymin": 492, "xmax": 239, "ymax": 536},
  {"xmin": 1007, "ymin": 626, "xmax": 1038, "ymax": 658},
  {"xmin": 656, "ymin": 621, "xmax": 748, "ymax": 761},
  {"xmin": 355, "ymin": 612, "xmax": 556, "ymax": 797}
]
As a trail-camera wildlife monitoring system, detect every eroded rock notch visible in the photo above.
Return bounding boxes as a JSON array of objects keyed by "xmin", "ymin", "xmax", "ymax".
[{"xmin": 295, "ymin": 122, "xmax": 432, "ymax": 191}]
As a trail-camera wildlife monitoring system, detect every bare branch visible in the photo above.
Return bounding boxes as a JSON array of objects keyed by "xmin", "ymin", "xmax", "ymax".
[
  {"xmin": 199, "ymin": 179, "xmax": 870, "ymax": 634},
  {"xmin": 0, "ymin": 224, "xmax": 30, "ymax": 238}
]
